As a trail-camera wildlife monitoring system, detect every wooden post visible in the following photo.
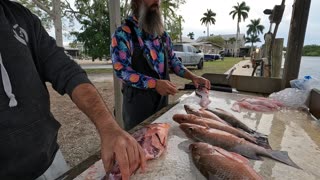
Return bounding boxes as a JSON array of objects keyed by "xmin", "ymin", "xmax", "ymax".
[
  {"xmin": 109, "ymin": 0, "xmax": 124, "ymax": 128},
  {"xmin": 282, "ymin": 0, "xmax": 311, "ymax": 88},
  {"xmin": 272, "ymin": 38, "xmax": 284, "ymax": 78},
  {"xmin": 262, "ymin": 33, "xmax": 272, "ymax": 77}
]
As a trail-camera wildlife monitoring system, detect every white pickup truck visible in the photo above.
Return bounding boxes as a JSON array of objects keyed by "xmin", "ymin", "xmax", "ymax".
[{"xmin": 173, "ymin": 44, "xmax": 204, "ymax": 69}]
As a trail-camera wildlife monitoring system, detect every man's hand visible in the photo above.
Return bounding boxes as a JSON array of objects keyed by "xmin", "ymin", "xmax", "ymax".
[
  {"xmin": 70, "ymin": 84, "xmax": 146, "ymax": 180},
  {"xmin": 155, "ymin": 80, "xmax": 178, "ymax": 96},
  {"xmin": 191, "ymin": 75, "xmax": 211, "ymax": 90},
  {"xmin": 101, "ymin": 124, "xmax": 146, "ymax": 180}
]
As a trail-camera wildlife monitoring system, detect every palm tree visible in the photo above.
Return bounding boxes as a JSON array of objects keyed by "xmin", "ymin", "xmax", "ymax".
[
  {"xmin": 200, "ymin": 9, "xmax": 216, "ymax": 38},
  {"xmin": 161, "ymin": 0, "xmax": 176, "ymax": 30},
  {"xmin": 246, "ymin": 18, "xmax": 264, "ymax": 54},
  {"xmin": 245, "ymin": 34, "xmax": 261, "ymax": 52},
  {"xmin": 229, "ymin": 2, "xmax": 250, "ymax": 57},
  {"xmin": 246, "ymin": 18, "xmax": 264, "ymax": 36},
  {"xmin": 187, "ymin": 32, "xmax": 195, "ymax": 40}
]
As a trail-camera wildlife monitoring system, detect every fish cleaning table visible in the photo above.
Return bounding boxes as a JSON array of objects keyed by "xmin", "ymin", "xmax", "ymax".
[{"xmin": 71, "ymin": 91, "xmax": 320, "ymax": 180}]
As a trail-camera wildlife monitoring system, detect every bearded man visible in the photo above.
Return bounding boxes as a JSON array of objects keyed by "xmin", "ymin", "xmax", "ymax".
[{"xmin": 111, "ymin": 0, "xmax": 211, "ymax": 131}]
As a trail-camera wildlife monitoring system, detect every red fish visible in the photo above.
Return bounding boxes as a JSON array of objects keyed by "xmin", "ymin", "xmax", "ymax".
[
  {"xmin": 206, "ymin": 108, "xmax": 271, "ymax": 149},
  {"xmin": 109, "ymin": 123, "xmax": 170, "ymax": 180},
  {"xmin": 173, "ymin": 114, "xmax": 258, "ymax": 144},
  {"xmin": 184, "ymin": 105, "xmax": 228, "ymax": 125},
  {"xmin": 190, "ymin": 142, "xmax": 263, "ymax": 180},
  {"xmin": 180, "ymin": 123, "xmax": 301, "ymax": 169}
]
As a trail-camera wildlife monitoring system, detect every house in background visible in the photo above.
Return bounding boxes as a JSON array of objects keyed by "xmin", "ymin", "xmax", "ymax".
[
  {"xmin": 173, "ymin": 37, "xmax": 223, "ymax": 54},
  {"xmin": 190, "ymin": 42, "xmax": 223, "ymax": 54},
  {"xmin": 64, "ymin": 42, "xmax": 84, "ymax": 59},
  {"xmin": 196, "ymin": 34, "xmax": 246, "ymax": 57}
]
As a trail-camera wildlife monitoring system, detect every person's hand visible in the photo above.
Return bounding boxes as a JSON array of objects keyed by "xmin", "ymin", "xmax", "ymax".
[
  {"xmin": 155, "ymin": 79, "xmax": 178, "ymax": 96},
  {"xmin": 191, "ymin": 75, "xmax": 211, "ymax": 89},
  {"xmin": 100, "ymin": 124, "xmax": 146, "ymax": 180}
]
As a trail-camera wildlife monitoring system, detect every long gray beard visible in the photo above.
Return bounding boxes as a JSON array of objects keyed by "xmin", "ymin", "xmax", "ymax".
[{"xmin": 138, "ymin": 4, "xmax": 164, "ymax": 36}]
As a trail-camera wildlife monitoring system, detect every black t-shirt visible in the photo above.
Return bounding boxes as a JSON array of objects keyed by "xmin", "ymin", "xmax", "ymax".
[{"xmin": 0, "ymin": 0, "xmax": 91, "ymax": 179}]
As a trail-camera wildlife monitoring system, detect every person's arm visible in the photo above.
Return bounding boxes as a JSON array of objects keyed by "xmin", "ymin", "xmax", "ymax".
[
  {"xmin": 31, "ymin": 14, "xmax": 146, "ymax": 179},
  {"xmin": 165, "ymin": 33, "xmax": 211, "ymax": 89},
  {"xmin": 71, "ymin": 83, "xmax": 146, "ymax": 179},
  {"xmin": 111, "ymin": 27, "xmax": 156, "ymax": 89}
]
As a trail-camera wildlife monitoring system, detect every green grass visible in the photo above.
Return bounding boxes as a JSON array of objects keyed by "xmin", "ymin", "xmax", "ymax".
[
  {"xmin": 84, "ymin": 57, "xmax": 242, "ymax": 75},
  {"xmin": 186, "ymin": 57, "xmax": 243, "ymax": 76},
  {"xmin": 84, "ymin": 68, "xmax": 113, "ymax": 74}
]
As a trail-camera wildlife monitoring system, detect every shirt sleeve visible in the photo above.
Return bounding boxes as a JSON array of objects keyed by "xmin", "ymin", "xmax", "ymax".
[
  {"xmin": 111, "ymin": 26, "xmax": 157, "ymax": 89},
  {"xmin": 165, "ymin": 33, "xmax": 187, "ymax": 78},
  {"xmin": 32, "ymin": 14, "xmax": 91, "ymax": 96}
]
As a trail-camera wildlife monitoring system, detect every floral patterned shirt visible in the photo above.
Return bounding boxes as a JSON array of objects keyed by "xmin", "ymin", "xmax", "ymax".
[{"xmin": 111, "ymin": 16, "xmax": 186, "ymax": 89}]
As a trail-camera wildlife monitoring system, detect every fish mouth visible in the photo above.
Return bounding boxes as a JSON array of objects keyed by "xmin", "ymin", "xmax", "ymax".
[
  {"xmin": 179, "ymin": 124, "xmax": 197, "ymax": 139},
  {"xmin": 184, "ymin": 105, "xmax": 192, "ymax": 113},
  {"xmin": 189, "ymin": 143, "xmax": 197, "ymax": 151}
]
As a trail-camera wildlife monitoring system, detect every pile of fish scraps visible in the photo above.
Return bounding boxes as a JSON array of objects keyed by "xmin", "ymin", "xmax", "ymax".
[{"xmin": 172, "ymin": 104, "xmax": 301, "ymax": 180}]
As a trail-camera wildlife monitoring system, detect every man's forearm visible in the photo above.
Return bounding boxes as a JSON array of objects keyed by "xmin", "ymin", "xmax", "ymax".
[
  {"xmin": 70, "ymin": 83, "xmax": 119, "ymax": 134},
  {"xmin": 183, "ymin": 69, "xmax": 197, "ymax": 80}
]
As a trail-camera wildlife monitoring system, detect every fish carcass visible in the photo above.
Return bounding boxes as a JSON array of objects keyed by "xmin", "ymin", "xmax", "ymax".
[
  {"xmin": 180, "ymin": 123, "xmax": 300, "ymax": 169},
  {"xmin": 232, "ymin": 97, "xmax": 284, "ymax": 112},
  {"xmin": 190, "ymin": 142, "xmax": 263, "ymax": 180},
  {"xmin": 109, "ymin": 123, "xmax": 170, "ymax": 180},
  {"xmin": 195, "ymin": 85, "xmax": 211, "ymax": 108}
]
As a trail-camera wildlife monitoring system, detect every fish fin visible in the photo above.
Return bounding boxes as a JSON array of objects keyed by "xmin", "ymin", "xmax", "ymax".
[
  {"xmin": 229, "ymin": 152, "xmax": 250, "ymax": 164},
  {"xmin": 252, "ymin": 130, "xmax": 268, "ymax": 138},
  {"xmin": 215, "ymin": 108, "xmax": 227, "ymax": 112},
  {"xmin": 231, "ymin": 103, "xmax": 241, "ymax": 112},
  {"xmin": 208, "ymin": 172, "xmax": 218, "ymax": 180},
  {"xmin": 200, "ymin": 121, "xmax": 210, "ymax": 129},
  {"xmin": 242, "ymin": 151, "xmax": 263, "ymax": 160},
  {"xmin": 255, "ymin": 135, "xmax": 272, "ymax": 149},
  {"xmin": 249, "ymin": 131, "xmax": 273, "ymax": 149},
  {"xmin": 266, "ymin": 150, "xmax": 302, "ymax": 169}
]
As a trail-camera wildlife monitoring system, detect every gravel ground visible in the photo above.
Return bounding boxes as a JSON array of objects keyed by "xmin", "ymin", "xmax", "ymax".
[{"xmin": 50, "ymin": 74, "xmax": 188, "ymax": 168}]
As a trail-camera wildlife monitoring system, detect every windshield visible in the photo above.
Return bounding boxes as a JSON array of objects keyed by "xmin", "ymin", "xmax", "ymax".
[{"xmin": 173, "ymin": 44, "xmax": 183, "ymax": 52}]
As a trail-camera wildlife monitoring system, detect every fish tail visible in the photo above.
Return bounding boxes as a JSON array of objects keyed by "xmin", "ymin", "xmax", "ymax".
[
  {"xmin": 239, "ymin": 124, "xmax": 255, "ymax": 134},
  {"xmin": 266, "ymin": 150, "xmax": 302, "ymax": 169},
  {"xmin": 254, "ymin": 134, "xmax": 272, "ymax": 149},
  {"xmin": 252, "ymin": 131, "xmax": 272, "ymax": 149}
]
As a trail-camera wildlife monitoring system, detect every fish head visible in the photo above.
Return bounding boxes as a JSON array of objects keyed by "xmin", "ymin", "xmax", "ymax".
[
  {"xmin": 189, "ymin": 142, "xmax": 214, "ymax": 155},
  {"xmin": 134, "ymin": 123, "xmax": 170, "ymax": 160},
  {"xmin": 147, "ymin": 123, "xmax": 170, "ymax": 146},
  {"xmin": 180, "ymin": 123, "xmax": 208, "ymax": 139},
  {"xmin": 184, "ymin": 104, "xmax": 199, "ymax": 115},
  {"xmin": 172, "ymin": 114, "xmax": 188, "ymax": 124}
]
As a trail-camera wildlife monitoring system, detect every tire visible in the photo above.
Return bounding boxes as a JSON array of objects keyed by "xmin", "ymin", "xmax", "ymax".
[{"xmin": 197, "ymin": 59, "xmax": 204, "ymax": 69}]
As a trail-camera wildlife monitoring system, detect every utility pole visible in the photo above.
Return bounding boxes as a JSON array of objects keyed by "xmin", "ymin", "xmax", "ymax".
[{"xmin": 108, "ymin": 0, "xmax": 123, "ymax": 128}]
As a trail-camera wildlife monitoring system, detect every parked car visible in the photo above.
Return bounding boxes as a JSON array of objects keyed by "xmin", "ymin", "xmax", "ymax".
[
  {"xmin": 204, "ymin": 54, "xmax": 221, "ymax": 61},
  {"xmin": 173, "ymin": 44, "xmax": 204, "ymax": 69}
]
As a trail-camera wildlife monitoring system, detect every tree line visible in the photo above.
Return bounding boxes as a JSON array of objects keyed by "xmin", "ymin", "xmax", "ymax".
[
  {"xmin": 302, "ymin": 45, "xmax": 320, "ymax": 56},
  {"xmin": 18, "ymin": 0, "xmax": 185, "ymax": 61},
  {"xmin": 196, "ymin": 1, "xmax": 265, "ymax": 57}
]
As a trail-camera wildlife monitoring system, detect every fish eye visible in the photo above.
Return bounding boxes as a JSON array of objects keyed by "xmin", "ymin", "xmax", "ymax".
[{"xmin": 188, "ymin": 127, "xmax": 193, "ymax": 131}]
